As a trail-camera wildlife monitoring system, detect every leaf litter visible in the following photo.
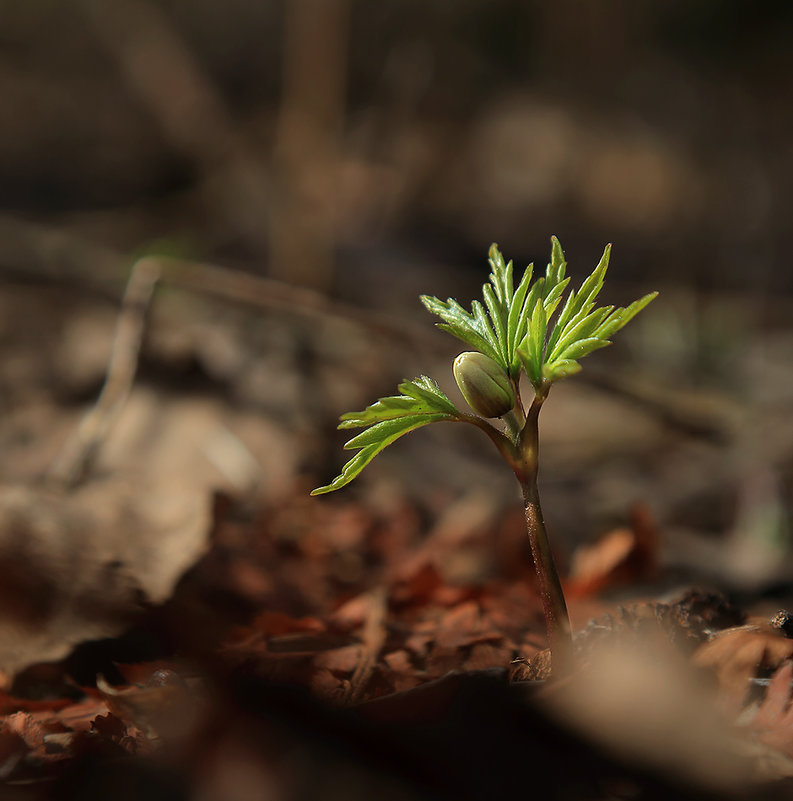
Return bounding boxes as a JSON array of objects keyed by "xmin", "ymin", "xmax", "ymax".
[
  {"xmin": 1, "ymin": 484, "xmax": 793, "ymax": 799},
  {"xmin": 4, "ymin": 278, "xmax": 793, "ymax": 798}
]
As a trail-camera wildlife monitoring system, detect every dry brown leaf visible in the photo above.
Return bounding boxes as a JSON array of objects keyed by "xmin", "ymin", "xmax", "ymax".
[
  {"xmin": 464, "ymin": 642, "xmax": 513, "ymax": 671},
  {"xmin": 96, "ymin": 671, "xmax": 196, "ymax": 739},
  {"xmin": 693, "ymin": 624, "xmax": 793, "ymax": 712},
  {"xmin": 382, "ymin": 649, "xmax": 422, "ymax": 693},
  {"xmin": 0, "ymin": 480, "xmax": 209, "ymax": 678},
  {"xmin": 313, "ymin": 645, "xmax": 361, "ymax": 673},
  {"xmin": 566, "ymin": 504, "xmax": 658, "ymax": 598},
  {"xmin": 744, "ymin": 661, "xmax": 793, "ymax": 759},
  {"xmin": 249, "ymin": 611, "xmax": 325, "ymax": 637},
  {"xmin": 0, "ymin": 728, "xmax": 27, "ymax": 779}
]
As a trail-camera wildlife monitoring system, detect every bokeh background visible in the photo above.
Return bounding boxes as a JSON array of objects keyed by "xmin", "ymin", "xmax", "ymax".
[
  {"xmin": 5, "ymin": 1, "xmax": 793, "ymax": 288},
  {"xmin": 2, "ymin": 0, "xmax": 793, "ymax": 609}
]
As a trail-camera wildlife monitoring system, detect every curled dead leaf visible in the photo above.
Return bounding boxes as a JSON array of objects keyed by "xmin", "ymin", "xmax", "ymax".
[
  {"xmin": 566, "ymin": 504, "xmax": 658, "ymax": 598},
  {"xmin": 744, "ymin": 660, "xmax": 793, "ymax": 761},
  {"xmin": 96, "ymin": 670, "xmax": 198, "ymax": 740},
  {"xmin": 693, "ymin": 621, "xmax": 793, "ymax": 713}
]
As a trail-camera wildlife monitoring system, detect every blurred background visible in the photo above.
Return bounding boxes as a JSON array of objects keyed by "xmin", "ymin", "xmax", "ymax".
[
  {"xmin": 3, "ymin": 0, "xmax": 793, "ymax": 288},
  {"xmin": 2, "ymin": 0, "xmax": 793, "ymax": 609}
]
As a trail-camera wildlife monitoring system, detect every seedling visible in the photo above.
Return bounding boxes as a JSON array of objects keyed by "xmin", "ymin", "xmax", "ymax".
[{"xmin": 313, "ymin": 238, "xmax": 657, "ymax": 675}]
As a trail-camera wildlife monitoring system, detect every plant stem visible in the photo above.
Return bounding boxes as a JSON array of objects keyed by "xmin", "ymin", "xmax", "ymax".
[{"xmin": 518, "ymin": 390, "xmax": 574, "ymax": 675}]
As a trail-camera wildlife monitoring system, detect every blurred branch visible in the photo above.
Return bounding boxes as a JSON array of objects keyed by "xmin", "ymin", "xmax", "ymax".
[
  {"xmin": 47, "ymin": 258, "xmax": 160, "ymax": 488},
  {"xmin": 270, "ymin": 0, "xmax": 350, "ymax": 289},
  {"xmin": 0, "ymin": 213, "xmax": 432, "ymax": 345},
  {"xmin": 78, "ymin": 0, "xmax": 271, "ymax": 255}
]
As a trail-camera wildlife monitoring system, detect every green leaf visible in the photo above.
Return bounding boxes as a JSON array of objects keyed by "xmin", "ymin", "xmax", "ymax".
[
  {"xmin": 543, "ymin": 359, "xmax": 582, "ymax": 382},
  {"xmin": 482, "ymin": 283, "xmax": 507, "ymax": 358},
  {"xmin": 424, "ymin": 245, "xmax": 543, "ymax": 377},
  {"xmin": 420, "ymin": 295, "xmax": 502, "ymax": 365},
  {"xmin": 471, "ymin": 299, "xmax": 502, "ymax": 357},
  {"xmin": 595, "ymin": 292, "xmax": 658, "ymax": 339},
  {"xmin": 519, "ymin": 300, "xmax": 548, "ymax": 387},
  {"xmin": 548, "ymin": 305, "xmax": 613, "ymax": 362},
  {"xmin": 513, "ymin": 279, "xmax": 544, "ymax": 362},
  {"xmin": 399, "ymin": 375, "xmax": 461, "ymax": 414},
  {"xmin": 312, "ymin": 377, "xmax": 460, "ymax": 494},
  {"xmin": 542, "ymin": 278, "xmax": 571, "ymax": 318},
  {"xmin": 487, "ymin": 244, "xmax": 513, "ymax": 303},
  {"xmin": 575, "ymin": 244, "xmax": 611, "ymax": 312},
  {"xmin": 545, "ymin": 235, "xmax": 567, "ymax": 292},
  {"xmin": 545, "ymin": 245, "xmax": 610, "ymax": 357},
  {"xmin": 506, "ymin": 261, "xmax": 534, "ymax": 371},
  {"xmin": 558, "ymin": 336, "xmax": 612, "ymax": 361}
]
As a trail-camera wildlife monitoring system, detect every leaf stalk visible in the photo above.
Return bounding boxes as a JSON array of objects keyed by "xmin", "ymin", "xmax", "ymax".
[{"xmin": 515, "ymin": 389, "xmax": 573, "ymax": 675}]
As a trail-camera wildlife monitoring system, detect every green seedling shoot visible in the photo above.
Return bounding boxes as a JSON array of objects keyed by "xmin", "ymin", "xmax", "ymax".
[{"xmin": 313, "ymin": 237, "xmax": 657, "ymax": 675}]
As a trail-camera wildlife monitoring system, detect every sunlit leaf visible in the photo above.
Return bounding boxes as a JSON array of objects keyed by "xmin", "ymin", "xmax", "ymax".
[{"xmin": 312, "ymin": 377, "xmax": 461, "ymax": 494}]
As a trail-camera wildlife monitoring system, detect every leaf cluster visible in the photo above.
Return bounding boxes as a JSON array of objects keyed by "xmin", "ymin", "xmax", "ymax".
[
  {"xmin": 314, "ymin": 237, "xmax": 657, "ymax": 494},
  {"xmin": 419, "ymin": 240, "xmax": 567, "ymax": 381},
  {"xmin": 421, "ymin": 237, "xmax": 656, "ymax": 391},
  {"xmin": 311, "ymin": 376, "xmax": 460, "ymax": 494}
]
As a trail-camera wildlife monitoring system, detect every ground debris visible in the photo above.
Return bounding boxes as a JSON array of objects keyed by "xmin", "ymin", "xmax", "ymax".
[{"xmin": 511, "ymin": 589, "xmax": 745, "ymax": 681}]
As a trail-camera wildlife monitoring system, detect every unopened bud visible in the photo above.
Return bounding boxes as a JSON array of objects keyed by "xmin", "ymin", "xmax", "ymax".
[{"xmin": 453, "ymin": 352, "xmax": 515, "ymax": 418}]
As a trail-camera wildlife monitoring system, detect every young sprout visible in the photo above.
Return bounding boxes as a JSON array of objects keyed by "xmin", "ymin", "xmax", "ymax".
[{"xmin": 313, "ymin": 237, "xmax": 657, "ymax": 675}]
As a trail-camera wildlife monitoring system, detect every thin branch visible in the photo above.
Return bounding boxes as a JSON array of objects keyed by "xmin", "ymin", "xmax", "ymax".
[
  {"xmin": 47, "ymin": 258, "xmax": 161, "ymax": 488},
  {"xmin": 458, "ymin": 414, "xmax": 519, "ymax": 471},
  {"xmin": 343, "ymin": 586, "xmax": 388, "ymax": 705}
]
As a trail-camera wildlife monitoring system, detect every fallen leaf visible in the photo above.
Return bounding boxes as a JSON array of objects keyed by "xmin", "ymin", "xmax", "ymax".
[
  {"xmin": 249, "ymin": 611, "xmax": 325, "ymax": 637},
  {"xmin": 740, "ymin": 660, "xmax": 793, "ymax": 767},
  {"xmin": 0, "ymin": 729, "xmax": 27, "ymax": 779},
  {"xmin": 464, "ymin": 642, "xmax": 513, "ymax": 672},
  {"xmin": 566, "ymin": 504, "xmax": 658, "ymax": 598},
  {"xmin": 0, "ymin": 480, "xmax": 209, "ymax": 678},
  {"xmin": 693, "ymin": 623, "xmax": 793, "ymax": 713}
]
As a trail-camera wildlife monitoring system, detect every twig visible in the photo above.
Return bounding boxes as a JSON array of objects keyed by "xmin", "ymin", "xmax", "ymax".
[
  {"xmin": 47, "ymin": 258, "xmax": 161, "ymax": 488},
  {"xmin": 343, "ymin": 586, "xmax": 388, "ymax": 705},
  {"xmin": 0, "ymin": 215, "xmax": 435, "ymax": 348}
]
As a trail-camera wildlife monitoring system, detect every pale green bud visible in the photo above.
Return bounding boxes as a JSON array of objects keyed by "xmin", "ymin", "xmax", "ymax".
[{"xmin": 453, "ymin": 352, "xmax": 515, "ymax": 418}]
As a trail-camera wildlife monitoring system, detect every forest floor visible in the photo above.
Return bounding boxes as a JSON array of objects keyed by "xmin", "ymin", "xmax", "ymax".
[{"xmin": 2, "ymin": 267, "xmax": 793, "ymax": 800}]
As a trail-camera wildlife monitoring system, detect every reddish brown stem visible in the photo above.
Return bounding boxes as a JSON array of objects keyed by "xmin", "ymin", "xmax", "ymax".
[{"xmin": 518, "ymin": 390, "xmax": 573, "ymax": 675}]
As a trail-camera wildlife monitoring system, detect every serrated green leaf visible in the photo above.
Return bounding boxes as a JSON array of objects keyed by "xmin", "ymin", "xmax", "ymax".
[
  {"xmin": 343, "ymin": 413, "xmax": 451, "ymax": 450},
  {"xmin": 482, "ymin": 284, "xmax": 507, "ymax": 359},
  {"xmin": 575, "ymin": 244, "xmax": 611, "ymax": 312},
  {"xmin": 520, "ymin": 300, "xmax": 548, "ymax": 387},
  {"xmin": 339, "ymin": 395, "xmax": 423, "ymax": 427},
  {"xmin": 548, "ymin": 305, "xmax": 613, "ymax": 362},
  {"xmin": 398, "ymin": 375, "xmax": 460, "ymax": 415},
  {"xmin": 544, "ymin": 288, "xmax": 576, "ymax": 356},
  {"xmin": 543, "ymin": 359, "xmax": 582, "ymax": 382},
  {"xmin": 487, "ymin": 244, "xmax": 513, "ymax": 303},
  {"xmin": 514, "ymin": 279, "xmax": 544, "ymax": 353},
  {"xmin": 558, "ymin": 336, "xmax": 611, "ymax": 361},
  {"xmin": 542, "ymin": 277, "xmax": 570, "ymax": 318},
  {"xmin": 312, "ymin": 377, "xmax": 461, "ymax": 494},
  {"xmin": 312, "ymin": 446, "xmax": 381, "ymax": 494},
  {"xmin": 502, "ymin": 259, "xmax": 514, "ymax": 302},
  {"xmin": 545, "ymin": 236, "xmax": 567, "ymax": 290},
  {"xmin": 470, "ymin": 299, "xmax": 499, "ymax": 350},
  {"xmin": 437, "ymin": 323, "xmax": 500, "ymax": 363},
  {"xmin": 421, "ymin": 294, "xmax": 503, "ymax": 365},
  {"xmin": 545, "ymin": 246, "xmax": 610, "ymax": 357},
  {"xmin": 595, "ymin": 292, "xmax": 658, "ymax": 339},
  {"xmin": 506, "ymin": 262, "xmax": 534, "ymax": 372}
]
